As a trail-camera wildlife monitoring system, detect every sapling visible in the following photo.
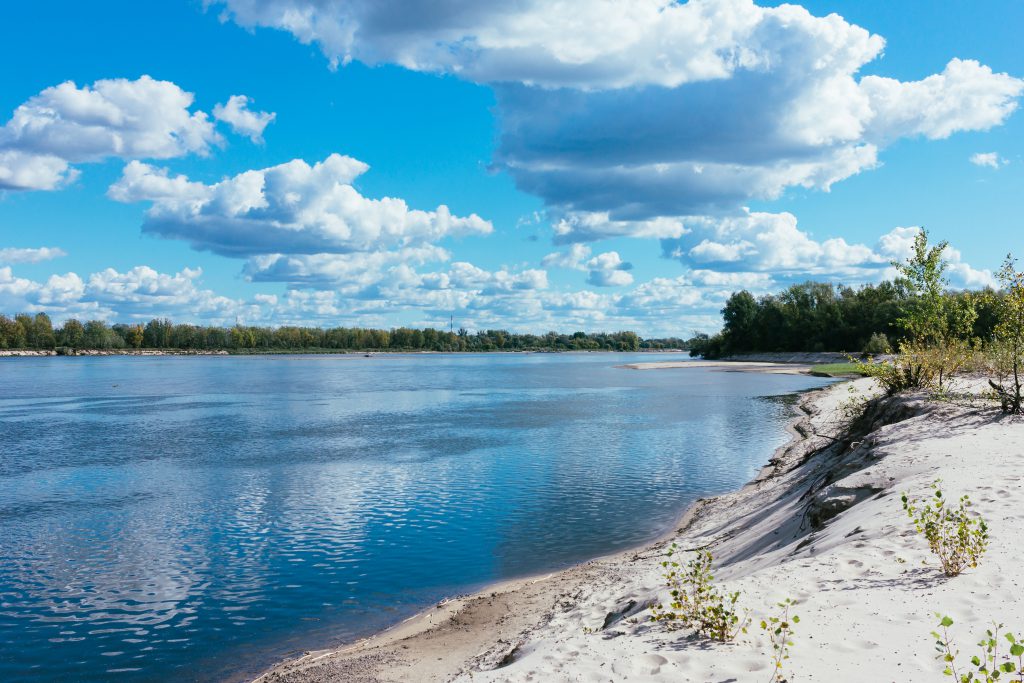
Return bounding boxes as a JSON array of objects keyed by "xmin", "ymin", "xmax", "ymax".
[
  {"xmin": 761, "ymin": 598, "xmax": 799, "ymax": 683},
  {"xmin": 932, "ymin": 615, "xmax": 1024, "ymax": 682},
  {"xmin": 902, "ymin": 481, "xmax": 988, "ymax": 577}
]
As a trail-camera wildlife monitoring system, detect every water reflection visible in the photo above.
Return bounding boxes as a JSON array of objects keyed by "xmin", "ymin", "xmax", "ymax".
[{"xmin": 0, "ymin": 354, "xmax": 832, "ymax": 681}]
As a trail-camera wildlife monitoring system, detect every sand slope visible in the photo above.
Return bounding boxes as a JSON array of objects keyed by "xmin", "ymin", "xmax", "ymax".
[{"xmin": 256, "ymin": 378, "xmax": 1022, "ymax": 683}]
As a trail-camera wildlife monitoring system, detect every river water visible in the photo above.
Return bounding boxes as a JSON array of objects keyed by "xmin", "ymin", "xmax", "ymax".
[{"xmin": 0, "ymin": 353, "xmax": 832, "ymax": 681}]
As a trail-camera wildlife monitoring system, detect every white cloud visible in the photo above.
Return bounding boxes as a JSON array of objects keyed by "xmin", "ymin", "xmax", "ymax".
[
  {"xmin": 660, "ymin": 213, "xmax": 994, "ymax": 290},
  {"xmin": 0, "ymin": 76, "xmax": 223, "ymax": 191},
  {"xmin": 212, "ymin": 0, "xmax": 1024, "ymax": 222},
  {"xmin": 0, "ymin": 263, "xmax": 258, "ymax": 323},
  {"xmin": 244, "ymin": 245, "xmax": 450, "ymax": 291},
  {"xmin": 551, "ymin": 212, "xmax": 689, "ymax": 243},
  {"xmin": 541, "ymin": 244, "xmax": 633, "ymax": 286},
  {"xmin": 541, "ymin": 243, "xmax": 592, "ymax": 270},
  {"xmin": 663, "ymin": 210, "xmax": 885, "ymax": 276},
  {"xmin": 109, "ymin": 153, "xmax": 493, "ymax": 256},
  {"xmin": 213, "ymin": 95, "xmax": 276, "ymax": 143},
  {"xmin": 585, "ymin": 250, "xmax": 633, "ymax": 287},
  {"xmin": 860, "ymin": 59, "xmax": 1024, "ymax": 142},
  {"xmin": 969, "ymin": 152, "xmax": 1007, "ymax": 169},
  {"xmin": 0, "ymin": 266, "xmax": 102, "ymax": 318},
  {"xmin": 0, "ymin": 247, "xmax": 67, "ymax": 264}
]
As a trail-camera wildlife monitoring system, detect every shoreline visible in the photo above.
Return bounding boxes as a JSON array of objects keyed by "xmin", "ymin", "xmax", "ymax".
[{"xmin": 249, "ymin": 372, "xmax": 845, "ymax": 683}]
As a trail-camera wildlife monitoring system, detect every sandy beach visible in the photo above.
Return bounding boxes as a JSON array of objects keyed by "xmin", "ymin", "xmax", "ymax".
[{"xmin": 253, "ymin": 370, "xmax": 1020, "ymax": 683}]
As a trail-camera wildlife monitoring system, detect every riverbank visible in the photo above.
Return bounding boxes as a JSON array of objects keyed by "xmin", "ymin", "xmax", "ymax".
[{"xmin": 253, "ymin": 373, "xmax": 1021, "ymax": 682}]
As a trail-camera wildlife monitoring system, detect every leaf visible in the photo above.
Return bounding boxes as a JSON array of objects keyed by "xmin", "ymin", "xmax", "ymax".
[{"xmin": 941, "ymin": 616, "xmax": 955, "ymax": 628}]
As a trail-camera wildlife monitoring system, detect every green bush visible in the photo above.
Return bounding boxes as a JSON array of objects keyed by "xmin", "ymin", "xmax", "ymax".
[
  {"xmin": 863, "ymin": 332, "xmax": 892, "ymax": 355},
  {"xmin": 902, "ymin": 481, "xmax": 988, "ymax": 577},
  {"xmin": 649, "ymin": 545, "xmax": 748, "ymax": 642}
]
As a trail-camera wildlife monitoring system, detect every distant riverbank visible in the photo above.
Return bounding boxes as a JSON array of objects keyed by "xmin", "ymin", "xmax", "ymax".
[
  {"xmin": 0, "ymin": 347, "xmax": 687, "ymax": 358},
  {"xmin": 0, "ymin": 348, "xmax": 229, "ymax": 356}
]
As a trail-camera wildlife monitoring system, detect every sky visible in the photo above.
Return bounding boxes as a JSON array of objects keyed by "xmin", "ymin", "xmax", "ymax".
[{"xmin": 0, "ymin": 0, "xmax": 1022, "ymax": 337}]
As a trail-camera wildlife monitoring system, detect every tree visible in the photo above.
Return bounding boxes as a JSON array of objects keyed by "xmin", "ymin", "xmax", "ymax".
[
  {"xmin": 893, "ymin": 228, "xmax": 952, "ymax": 345},
  {"xmin": 126, "ymin": 324, "xmax": 144, "ymax": 349},
  {"xmin": 59, "ymin": 319, "xmax": 86, "ymax": 348},
  {"xmin": 890, "ymin": 229, "xmax": 975, "ymax": 391},
  {"xmin": 721, "ymin": 290, "xmax": 760, "ymax": 353},
  {"xmin": 990, "ymin": 255, "xmax": 1024, "ymax": 414}
]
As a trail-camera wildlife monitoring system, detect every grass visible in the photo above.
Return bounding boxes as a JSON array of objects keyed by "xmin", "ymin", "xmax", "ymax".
[{"xmin": 809, "ymin": 362, "xmax": 868, "ymax": 377}]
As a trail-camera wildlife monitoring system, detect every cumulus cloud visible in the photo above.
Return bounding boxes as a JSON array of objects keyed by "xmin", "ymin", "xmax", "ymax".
[
  {"xmin": 109, "ymin": 153, "xmax": 493, "ymax": 256},
  {"xmin": 541, "ymin": 243, "xmax": 592, "ymax": 270},
  {"xmin": 659, "ymin": 213, "xmax": 994, "ymax": 289},
  {"xmin": 212, "ymin": 0, "xmax": 1024, "ymax": 222},
  {"xmin": 244, "ymin": 245, "xmax": 450, "ymax": 291},
  {"xmin": 0, "ymin": 247, "xmax": 67, "ymax": 264},
  {"xmin": 551, "ymin": 212, "xmax": 688, "ymax": 243},
  {"xmin": 969, "ymin": 152, "xmax": 1007, "ymax": 169},
  {"xmin": 0, "ymin": 263, "xmax": 257, "ymax": 323},
  {"xmin": 541, "ymin": 244, "xmax": 633, "ymax": 286},
  {"xmin": 0, "ymin": 76, "xmax": 224, "ymax": 191},
  {"xmin": 213, "ymin": 95, "xmax": 276, "ymax": 143},
  {"xmin": 584, "ymin": 251, "xmax": 633, "ymax": 287},
  {"xmin": 662, "ymin": 210, "xmax": 884, "ymax": 276}
]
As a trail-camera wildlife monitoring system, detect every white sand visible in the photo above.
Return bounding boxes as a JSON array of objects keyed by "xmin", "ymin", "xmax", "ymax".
[
  {"xmin": 256, "ymin": 377, "xmax": 1022, "ymax": 683},
  {"xmin": 621, "ymin": 360, "xmax": 816, "ymax": 374}
]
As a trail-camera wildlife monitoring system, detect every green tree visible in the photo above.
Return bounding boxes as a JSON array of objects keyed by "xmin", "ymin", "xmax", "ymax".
[
  {"xmin": 893, "ymin": 228, "xmax": 951, "ymax": 344},
  {"xmin": 721, "ymin": 290, "xmax": 760, "ymax": 353},
  {"xmin": 990, "ymin": 255, "xmax": 1024, "ymax": 414},
  {"xmin": 59, "ymin": 319, "xmax": 86, "ymax": 348}
]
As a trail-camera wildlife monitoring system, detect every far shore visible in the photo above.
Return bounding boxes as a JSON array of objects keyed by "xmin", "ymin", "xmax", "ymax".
[
  {"xmin": 621, "ymin": 351, "xmax": 856, "ymax": 375},
  {"xmin": 0, "ymin": 348, "xmax": 687, "ymax": 358},
  {"xmin": 250, "ymin": 368, "xmax": 1017, "ymax": 683}
]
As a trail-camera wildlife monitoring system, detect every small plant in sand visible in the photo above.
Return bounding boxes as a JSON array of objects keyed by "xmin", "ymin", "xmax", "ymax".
[
  {"xmin": 761, "ymin": 598, "xmax": 799, "ymax": 683},
  {"xmin": 649, "ymin": 544, "xmax": 748, "ymax": 641},
  {"xmin": 838, "ymin": 382, "xmax": 869, "ymax": 424},
  {"xmin": 902, "ymin": 481, "xmax": 989, "ymax": 577},
  {"xmin": 932, "ymin": 614, "xmax": 1024, "ymax": 682}
]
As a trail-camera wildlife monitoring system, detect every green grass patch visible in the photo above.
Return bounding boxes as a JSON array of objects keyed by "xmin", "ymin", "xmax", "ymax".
[{"xmin": 809, "ymin": 362, "xmax": 867, "ymax": 377}]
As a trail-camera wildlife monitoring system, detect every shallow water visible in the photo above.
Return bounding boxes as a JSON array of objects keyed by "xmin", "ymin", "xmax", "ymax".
[{"xmin": 0, "ymin": 353, "xmax": 832, "ymax": 682}]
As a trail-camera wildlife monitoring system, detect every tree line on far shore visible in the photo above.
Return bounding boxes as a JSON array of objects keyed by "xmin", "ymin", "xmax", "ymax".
[
  {"xmin": 692, "ymin": 229, "xmax": 1024, "ymax": 413},
  {"xmin": 0, "ymin": 314, "xmax": 688, "ymax": 353},
  {"xmin": 690, "ymin": 266, "xmax": 999, "ymax": 359}
]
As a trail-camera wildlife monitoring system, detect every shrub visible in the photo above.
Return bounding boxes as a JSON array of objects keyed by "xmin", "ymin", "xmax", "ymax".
[
  {"xmin": 902, "ymin": 481, "xmax": 989, "ymax": 577},
  {"xmin": 932, "ymin": 615, "xmax": 1024, "ymax": 682},
  {"xmin": 761, "ymin": 598, "xmax": 799, "ymax": 683},
  {"xmin": 863, "ymin": 332, "xmax": 892, "ymax": 355},
  {"xmin": 649, "ymin": 545, "xmax": 748, "ymax": 642},
  {"xmin": 854, "ymin": 342, "xmax": 936, "ymax": 395}
]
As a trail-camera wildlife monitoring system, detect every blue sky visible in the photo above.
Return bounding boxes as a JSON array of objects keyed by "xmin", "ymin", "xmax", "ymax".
[{"xmin": 0, "ymin": 0, "xmax": 1021, "ymax": 336}]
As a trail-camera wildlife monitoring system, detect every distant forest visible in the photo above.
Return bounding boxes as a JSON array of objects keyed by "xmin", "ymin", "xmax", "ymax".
[
  {"xmin": 690, "ymin": 279, "xmax": 1001, "ymax": 359},
  {"xmin": 0, "ymin": 313, "xmax": 687, "ymax": 353}
]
